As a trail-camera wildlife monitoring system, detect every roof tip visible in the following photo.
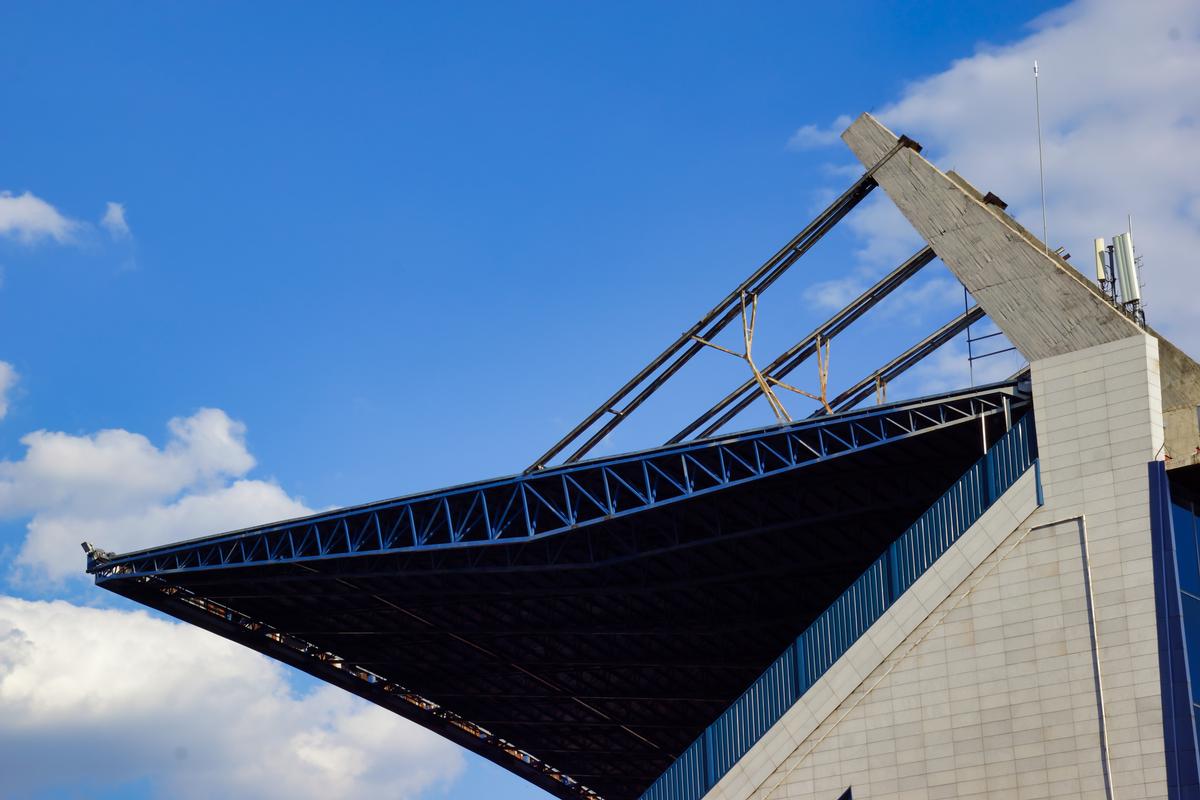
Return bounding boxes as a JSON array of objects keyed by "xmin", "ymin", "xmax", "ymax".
[{"xmin": 82, "ymin": 541, "xmax": 115, "ymax": 572}]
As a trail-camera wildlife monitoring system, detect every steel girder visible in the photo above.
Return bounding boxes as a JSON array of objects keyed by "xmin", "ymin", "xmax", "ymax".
[
  {"xmin": 88, "ymin": 381, "xmax": 1025, "ymax": 585},
  {"xmin": 823, "ymin": 304, "xmax": 988, "ymax": 414},
  {"xmin": 526, "ymin": 135, "xmax": 924, "ymax": 471},
  {"xmin": 668, "ymin": 245, "xmax": 937, "ymax": 443}
]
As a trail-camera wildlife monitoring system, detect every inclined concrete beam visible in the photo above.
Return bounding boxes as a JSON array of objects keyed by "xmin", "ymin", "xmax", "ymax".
[
  {"xmin": 842, "ymin": 112, "xmax": 1141, "ymax": 361},
  {"xmin": 842, "ymin": 112, "xmax": 1200, "ymax": 469}
]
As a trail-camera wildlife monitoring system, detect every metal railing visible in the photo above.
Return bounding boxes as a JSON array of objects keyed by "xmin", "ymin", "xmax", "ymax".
[{"xmin": 640, "ymin": 414, "xmax": 1038, "ymax": 800}]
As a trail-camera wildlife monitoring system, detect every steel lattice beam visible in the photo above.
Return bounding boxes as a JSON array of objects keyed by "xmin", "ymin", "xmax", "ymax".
[{"xmin": 89, "ymin": 381, "xmax": 1023, "ymax": 584}]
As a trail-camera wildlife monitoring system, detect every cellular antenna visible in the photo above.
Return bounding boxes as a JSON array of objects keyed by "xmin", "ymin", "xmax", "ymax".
[{"xmin": 1034, "ymin": 60, "xmax": 1048, "ymax": 254}]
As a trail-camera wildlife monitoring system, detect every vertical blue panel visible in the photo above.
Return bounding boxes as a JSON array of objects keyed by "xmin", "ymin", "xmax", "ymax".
[
  {"xmin": 1150, "ymin": 460, "xmax": 1200, "ymax": 799},
  {"xmin": 703, "ymin": 641, "xmax": 800, "ymax": 783},
  {"xmin": 1176, "ymin": 501, "xmax": 1200, "ymax": 598},
  {"xmin": 640, "ymin": 735, "xmax": 706, "ymax": 800},
  {"xmin": 804, "ymin": 560, "xmax": 887, "ymax": 683},
  {"xmin": 1184, "ymin": 594, "xmax": 1200, "ymax": 708}
]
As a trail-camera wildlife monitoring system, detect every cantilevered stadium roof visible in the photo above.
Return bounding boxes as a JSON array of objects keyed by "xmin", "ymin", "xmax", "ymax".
[
  {"xmin": 88, "ymin": 381, "xmax": 1028, "ymax": 799},
  {"xmin": 90, "ymin": 109, "xmax": 1200, "ymax": 800}
]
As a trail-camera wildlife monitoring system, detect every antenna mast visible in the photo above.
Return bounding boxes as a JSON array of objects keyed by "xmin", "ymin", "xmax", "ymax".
[{"xmin": 1033, "ymin": 60, "xmax": 1049, "ymax": 254}]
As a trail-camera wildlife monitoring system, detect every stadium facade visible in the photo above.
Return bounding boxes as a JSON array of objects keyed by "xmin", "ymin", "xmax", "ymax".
[{"xmin": 87, "ymin": 114, "xmax": 1200, "ymax": 799}]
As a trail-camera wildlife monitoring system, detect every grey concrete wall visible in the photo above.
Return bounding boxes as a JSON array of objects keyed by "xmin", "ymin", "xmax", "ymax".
[
  {"xmin": 1030, "ymin": 334, "xmax": 1167, "ymax": 797},
  {"xmin": 711, "ymin": 334, "xmax": 1170, "ymax": 799},
  {"xmin": 702, "ymin": 471, "xmax": 1042, "ymax": 800}
]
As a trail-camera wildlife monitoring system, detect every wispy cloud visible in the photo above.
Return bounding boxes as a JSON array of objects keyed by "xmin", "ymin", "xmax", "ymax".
[
  {"xmin": 789, "ymin": 0, "xmax": 1200, "ymax": 402},
  {"xmin": 890, "ymin": 338, "xmax": 1026, "ymax": 398},
  {"xmin": 100, "ymin": 201, "xmax": 131, "ymax": 240},
  {"xmin": 0, "ymin": 192, "xmax": 135, "ymax": 249},
  {"xmin": 0, "ymin": 362, "xmax": 17, "ymax": 420},
  {"xmin": 0, "ymin": 191, "xmax": 78, "ymax": 244},
  {"xmin": 787, "ymin": 114, "xmax": 852, "ymax": 150}
]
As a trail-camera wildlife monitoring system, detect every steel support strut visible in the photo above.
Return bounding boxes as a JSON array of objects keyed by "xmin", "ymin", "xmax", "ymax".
[
  {"xmin": 818, "ymin": 305, "xmax": 987, "ymax": 415},
  {"xmin": 668, "ymin": 245, "xmax": 935, "ymax": 443},
  {"xmin": 525, "ymin": 136, "xmax": 923, "ymax": 471}
]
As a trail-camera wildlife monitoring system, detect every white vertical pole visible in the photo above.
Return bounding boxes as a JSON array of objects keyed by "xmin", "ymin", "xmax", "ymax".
[{"xmin": 1034, "ymin": 60, "xmax": 1049, "ymax": 255}]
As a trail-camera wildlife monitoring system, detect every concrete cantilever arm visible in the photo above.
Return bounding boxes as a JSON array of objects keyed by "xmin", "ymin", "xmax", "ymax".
[
  {"xmin": 841, "ymin": 112, "xmax": 1142, "ymax": 362},
  {"xmin": 841, "ymin": 112, "xmax": 1200, "ymax": 468}
]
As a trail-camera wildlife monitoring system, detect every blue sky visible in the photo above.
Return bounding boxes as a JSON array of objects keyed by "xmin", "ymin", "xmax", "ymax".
[
  {"xmin": 0, "ymin": 1, "xmax": 1054, "ymax": 505},
  {"xmin": 2, "ymin": 1, "xmax": 1198, "ymax": 798}
]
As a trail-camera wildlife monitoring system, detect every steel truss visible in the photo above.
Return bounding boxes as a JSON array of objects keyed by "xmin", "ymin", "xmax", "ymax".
[{"xmin": 89, "ymin": 381, "xmax": 1024, "ymax": 584}]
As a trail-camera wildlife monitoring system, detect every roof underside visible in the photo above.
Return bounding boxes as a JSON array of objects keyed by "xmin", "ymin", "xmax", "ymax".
[{"xmin": 93, "ymin": 384, "xmax": 1028, "ymax": 800}]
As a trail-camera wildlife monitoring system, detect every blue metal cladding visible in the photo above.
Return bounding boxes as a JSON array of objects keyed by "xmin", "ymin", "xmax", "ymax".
[
  {"xmin": 639, "ymin": 414, "xmax": 1039, "ymax": 800},
  {"xmin": 639, "ymin": 738, "xmax": 706, "ymax": 800},
  {"xmin": 1152, "ymin": 461, "xmax": 1200, "ymax": 799},
  {"xmin": 886, "ymin": 463, "xmax": 981, "ymax": 606},
  {"xmin": 705, "ymin": 644, "xmax": 801, "ymax": 783},
  {"xmin": 805, "ymin": 560, "xmax": 888, "ymax": 684}
]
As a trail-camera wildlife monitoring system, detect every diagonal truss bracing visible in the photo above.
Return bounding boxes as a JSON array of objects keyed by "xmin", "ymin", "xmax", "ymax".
[
  {"xmin": 668, "ymin": 245, "xmax": 937, "ymax": 443},
  {"xmin": 822, "ymin": 304, "xmax": 987, "ymax": 414},
  {"xmin": 89, "ymin": 380, "xmax": 1023, "ymax": 584}
]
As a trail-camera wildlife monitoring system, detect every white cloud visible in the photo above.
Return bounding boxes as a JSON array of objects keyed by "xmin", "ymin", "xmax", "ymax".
[
  {"xmin": 787, "ymin": 114, "xmax": 852, "ymax": 150},
  {"xmin": 804, "ymin": 275, "xmax": 866, "ymax": 311},
  {"xmin": 2, "ymin": 408, "xmax": 311, "ymax": 582},
  {"xmin": 860, "ymin": 0, "xmax": 1200, "ymax": 352},
  {"xmin": 843, "ymin": 192, "xmax": 924, "ymax": 268},
  {"xmin": 101, "ymin": 201, "xmax": 131, "ymax": 239},
  {"xmin": 806, "ymin": 270, "xmax": 960, "ymax": 316},
  {"xmin": 0, "ymin": 362, "xmax": 16, "ymax": 420},
  {"xmin": 877, "ymin": 276, "xmax": 964, "ymax": 321},
  {"xmin": 790, "ymin": 2, "xmax": 1200, "ymax": 355},
  {"xmin": 0, "ymin": 191, "xmax": 77, "ymax": 244},
  {"xmin": 0, "ymin": 408, "xmax": 254, "ymax": 519},
  {"xmin": 0, "ymin": 409, "xmax": 466, "ymax": 798},
  {"xmin": 889, "ymin": 337, "xmax": 1026, "ymax": 399},
  {"xmin": 22, "ymin": 479, "xmax": 312, "ymax": 583},
  {"xmin": 0, "ymin": 596, "xmax": 464, "ymax": 799}
]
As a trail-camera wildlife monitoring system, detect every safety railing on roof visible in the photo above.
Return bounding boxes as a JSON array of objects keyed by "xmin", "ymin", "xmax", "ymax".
[{"xmin": 639, "ymin": 413, "xmax": 1038, "ymax": 800}]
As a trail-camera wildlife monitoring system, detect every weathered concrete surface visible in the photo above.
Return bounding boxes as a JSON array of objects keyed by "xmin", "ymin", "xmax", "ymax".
[
  {"xmin": 842, "ymin": 112, "xmax": 1200, "ymax": 469},
  {"xmin": 1158, "ymin": 335, "xmax": 1200, "ymax": 468}
]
